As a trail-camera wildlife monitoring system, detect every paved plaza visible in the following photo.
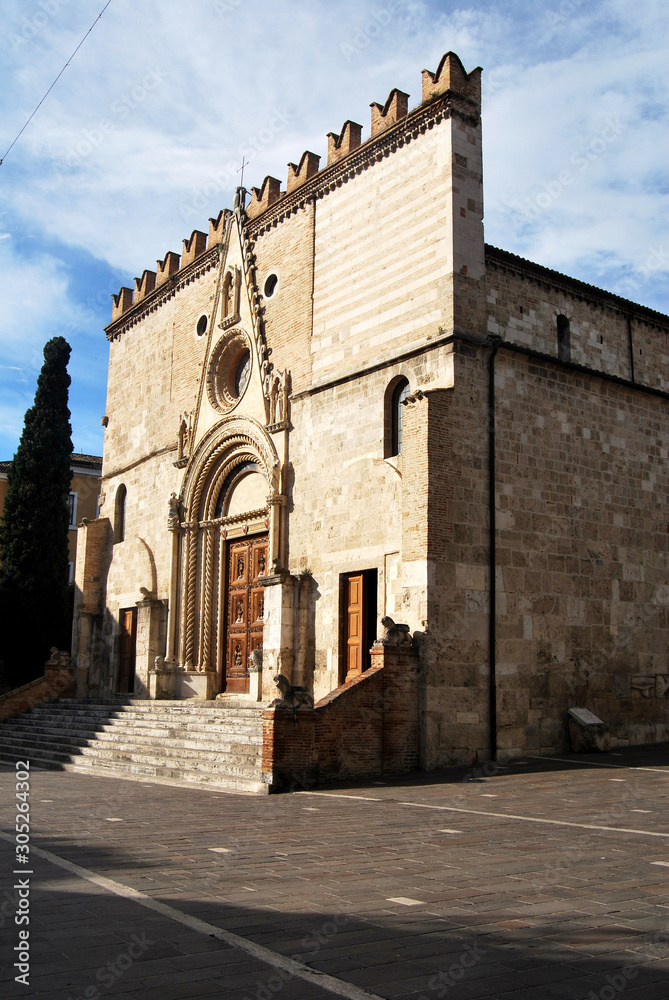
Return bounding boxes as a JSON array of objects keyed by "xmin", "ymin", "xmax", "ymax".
[{"xmin": 0, "ymin": 746, "xmax": 668, "ymax": 1000}]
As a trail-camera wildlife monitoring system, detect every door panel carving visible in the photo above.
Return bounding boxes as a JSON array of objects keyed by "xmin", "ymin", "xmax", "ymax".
[{"xmin": 224, "ymin": 535, "xmax": 268, "ymax": 693}]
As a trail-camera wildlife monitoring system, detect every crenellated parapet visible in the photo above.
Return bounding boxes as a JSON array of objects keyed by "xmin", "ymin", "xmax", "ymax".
[
  {"xmin": 107, "ymin": 52, "xmax": 482, "ymax": 328},
  {"xmin": 208, "ymin": 209, "xmax": 230, "ymax": 245},
  {"xmin": 156, "ymin": 250, "xmax": 180, "ymax": 287},
  {"xmin": 287, "ymin": 150, "xmax": 320, "ymax": 193},
  {"xmin": 181, "ymin": 230, "xmax": 207, "ymax": 268},
  {"xmin": 326, "ymin": 120, "xmax": 362, "ymax": 166},
  {"xmin": 370, "ymin": 88, "xmax": 409, "ymax": 137},
  {"xmin": 421, "ymin": 51, "xmax": 481, "ymax": 106},
  {"xmin": 134, "ymin": 269, "xmax": 156, "ymax": 303},
  {"xmin": 246, "ymin": 176, "xmax": 282, "ymax": 220}
]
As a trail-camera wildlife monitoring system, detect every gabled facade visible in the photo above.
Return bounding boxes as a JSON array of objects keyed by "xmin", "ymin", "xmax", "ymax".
[{"xmin": 72, "ymin": 53, "xmax": 669, "ymax": 766}]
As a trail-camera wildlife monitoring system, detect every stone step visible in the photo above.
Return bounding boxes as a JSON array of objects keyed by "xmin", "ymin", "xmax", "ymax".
[
  {"xmin": 0, "ymin": 699, "xmax": 269, "ymax": 793},
  {"xmin": 11, "ymin": 715, "xmax": 263, "ymax": 737},
  {"xmin": 46, "ymin": 699, "xmax": 264, "ymax": 716},
  {"xmin": 6, "ymin": 721, "xmax": 263, "ymax": 745},
  {"xmin": 0, "ymin": 738, "xmax": 263, "ymax": 778},
  {"xmin": 26, "ymin": 710, "xmax": 262, "ymax": 728},
  {"xmin": 0, "ymin": 730, "xmax": 262, "ymax": 762},
  {"xmin": 0, "ymin": 750, "xmax": 268, "ymax": 794}
]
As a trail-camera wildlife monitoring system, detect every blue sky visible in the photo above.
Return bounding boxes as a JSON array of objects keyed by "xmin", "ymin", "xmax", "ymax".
[{"xmin": 1, "ymin": 0, "xmax": 667, "ymax": 459}]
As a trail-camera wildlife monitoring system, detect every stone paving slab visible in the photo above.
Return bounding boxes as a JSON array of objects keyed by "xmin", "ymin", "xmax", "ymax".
[{"xmin": 0, "ymin": 746, "xmax": 668, "ymax": 998}]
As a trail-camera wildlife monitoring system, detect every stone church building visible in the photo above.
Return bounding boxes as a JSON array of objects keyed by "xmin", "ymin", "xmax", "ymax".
[{"xmin": 72, "ymin": 52, "xmax": 669, "ymax": 769}]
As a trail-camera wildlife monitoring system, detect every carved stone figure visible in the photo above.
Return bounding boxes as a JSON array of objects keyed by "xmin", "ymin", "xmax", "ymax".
[
  {"xmin": 248, "ymin": 648, "xmax": 263, "ymax": 673},
  {"xmin": 167, "ymin": 493, "xmax": 181, "ymax": 531},
  {"xmin": 267, "ymin": 369, "xmax": 289, "ymax": 425},
  {"xmin": 235, "ymin": 599, "xmax": 244, "ymax": 623},
  {"xmin": 234, "ymin": 643, "xmax": 243, "ymax": 668},
  {"xmin": 47, "ymin": 647, "xmax": 71, "ymax": 667},
  {"xmin": 269, "ymin": 673, "xmax": 314, "ymax": 709},
  {"xmin": 379, "ymin": 616, "xmax": 413, "ymax": 646},
  {"xmin": 177, "ymin": 412, "xmax": 192, "ymax": 461}
]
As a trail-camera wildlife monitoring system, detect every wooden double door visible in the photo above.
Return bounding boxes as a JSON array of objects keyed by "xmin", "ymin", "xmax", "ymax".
[{"xmin": 223, "ymin": 535, "xmax": 268, "ymax": 694}]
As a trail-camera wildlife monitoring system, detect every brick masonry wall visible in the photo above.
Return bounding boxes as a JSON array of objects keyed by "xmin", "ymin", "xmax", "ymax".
[
  {"xmin": 0, "ymin": 663, "xmax": 74, "ymax": 723},
  {"xmin": 261, "ymin": 644, "xmax": 420, "ymax": 790}
]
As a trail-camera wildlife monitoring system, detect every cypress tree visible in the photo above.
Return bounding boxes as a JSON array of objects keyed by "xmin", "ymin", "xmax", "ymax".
[{"xmin": 0, "ymin": 337, "xmax": 73, "ymax": 684}]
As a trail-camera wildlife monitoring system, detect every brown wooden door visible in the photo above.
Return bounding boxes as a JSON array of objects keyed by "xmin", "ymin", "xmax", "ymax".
[
  {"xmin": 345, "ymin": 573, "xmax": 364, "ymax": 682},
  {"xmin": 224, "ymin": 535, "xmax": 267, "ymax": 694},
  {"xmin": 118, "ymin": 608, "xmax": 137, "ymax": 694}
]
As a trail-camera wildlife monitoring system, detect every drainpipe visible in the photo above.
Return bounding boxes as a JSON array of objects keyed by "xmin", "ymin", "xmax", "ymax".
[{"xmin": 488, "ymin": 335, "xmax": 502, "ymax": 761}]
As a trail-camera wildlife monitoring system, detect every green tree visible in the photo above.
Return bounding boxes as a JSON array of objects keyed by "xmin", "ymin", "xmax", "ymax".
[{"xmin": 0, "ymin": 337, "xmax": 73, "ymax": 684}]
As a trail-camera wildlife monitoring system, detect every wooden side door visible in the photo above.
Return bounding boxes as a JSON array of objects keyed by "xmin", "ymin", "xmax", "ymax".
[
  {"xmin": 345, "ymin": 573, "xmax": 364, "ymax": 683},
  {"xmin": 118, "ymin": 607, "xmax": 137, "ymax": 694},
  {"xmin": 224, "ymin": 535, "xmax": 268, "ymax": 694}
]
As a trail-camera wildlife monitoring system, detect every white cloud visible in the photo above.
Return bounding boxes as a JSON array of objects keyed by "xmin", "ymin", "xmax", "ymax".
[{"xmin": 0, "ymin": 0, "xmax": 667, "ymax": 455}]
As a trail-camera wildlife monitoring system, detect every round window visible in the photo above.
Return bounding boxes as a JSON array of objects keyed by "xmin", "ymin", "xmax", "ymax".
[
  {"xmin": 263, "ymin": 273, "xmax": 278, "ymax": 298},
  {"xmin": 206, "ymin": 332, "xmax": 253, "ymax": 413},
  {"xmin": 196, "ymin": 314, "xmax": 208, "ymax": 337},
  {"xmin": 234, "ymin": 350, "xmax": 251, "ymax": 397}
]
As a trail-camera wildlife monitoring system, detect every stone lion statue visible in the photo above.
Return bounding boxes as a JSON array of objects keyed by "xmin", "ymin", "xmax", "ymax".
[
  {"xmin": 379, "ymin": 616, "xmax": 413, "ymax": 646},
  {"xmin": 269, "ymin": 673, "xmax": 314, "ymax": 710},
  {"xmin": 47, "ymin": 647, "xmax": 71, "ymax": 667}
]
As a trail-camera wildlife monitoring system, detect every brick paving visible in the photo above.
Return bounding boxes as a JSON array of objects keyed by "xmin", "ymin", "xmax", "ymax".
[{"xmin": 0, "ymin": 746, "xmax": 668, "ymax": 999}]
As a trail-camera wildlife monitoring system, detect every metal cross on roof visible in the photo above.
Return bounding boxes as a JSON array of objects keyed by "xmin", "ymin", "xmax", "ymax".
[{"xmin": 237, "ymin": 155, "xmax": 249, "ymax": 189}]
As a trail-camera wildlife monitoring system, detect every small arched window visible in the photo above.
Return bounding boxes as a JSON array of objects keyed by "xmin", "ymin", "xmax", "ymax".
[
  {"xmin": 386, "ymin": 377, "xmax": 410, "ymax": 458},
  {"xmin": 114, "ymin": 484, "xmax": 126, "ymax": 544},
  {"xmin": 557, "ymin": 314, "xmax": 571, "ymax": 362}
]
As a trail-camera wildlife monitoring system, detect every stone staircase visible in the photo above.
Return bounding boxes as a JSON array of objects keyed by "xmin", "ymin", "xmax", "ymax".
[{"xmin": 0, "ymin": 699, "xmax": 268, "ymax": 793}]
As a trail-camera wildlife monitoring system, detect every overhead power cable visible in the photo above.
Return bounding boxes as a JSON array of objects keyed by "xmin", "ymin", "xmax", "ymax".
[{"xmin": 0, "ymin": 0, "xmax": 114, "ymax": 167}]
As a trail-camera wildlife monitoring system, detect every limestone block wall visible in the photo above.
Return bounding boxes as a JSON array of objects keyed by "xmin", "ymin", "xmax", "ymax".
[
  {"xmin": 309, "ymin": 121, "xmax": 477, "ymax": 385},
  {"xmin": 423, "ymin": 345, "xmax": 490, "ymax": 766},
  {"xmin": 286, "ymin": 340, "xmax": 455, "ymax": 701},
  {"xmin": 427, "ymin": 339, "xmax": 669, "ymax": 766},
  {"xmin": 103, "ymin": 265, "xmax": 217, "ymax": 475},
  {"xmin": 492, "ymin": 349, "xmax": 668, "ymax": 754},
  {"xmin": 485, "ymin": 250, "xmax": 669, "ymax": 391},
  {"xmin": 99, "ymin": 263, "xmax": 224, "ymax": 689},
  {"xmin": 254, "ymin": 203, "xmax": 315, "ymax": 393}
]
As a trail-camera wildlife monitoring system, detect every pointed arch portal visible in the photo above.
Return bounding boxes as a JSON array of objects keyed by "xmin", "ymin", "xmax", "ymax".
[{"xmin": 172, "ymin": 416, "xmax": 281, "ymax": 695}]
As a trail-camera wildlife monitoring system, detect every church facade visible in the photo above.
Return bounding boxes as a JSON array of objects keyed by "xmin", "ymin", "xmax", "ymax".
[{"xmin": 72, "ymin": 53, "xmax": 669, "ymax": 767}]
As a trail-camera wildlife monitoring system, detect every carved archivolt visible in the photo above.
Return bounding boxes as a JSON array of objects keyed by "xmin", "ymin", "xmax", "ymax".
[
  {"xmin": 175, "ymin": 416, "xmax": 280, "ymax": 673},
  {"xmin": 182, "ymin": 416, "xmax": 280, "ymax": 521}
]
